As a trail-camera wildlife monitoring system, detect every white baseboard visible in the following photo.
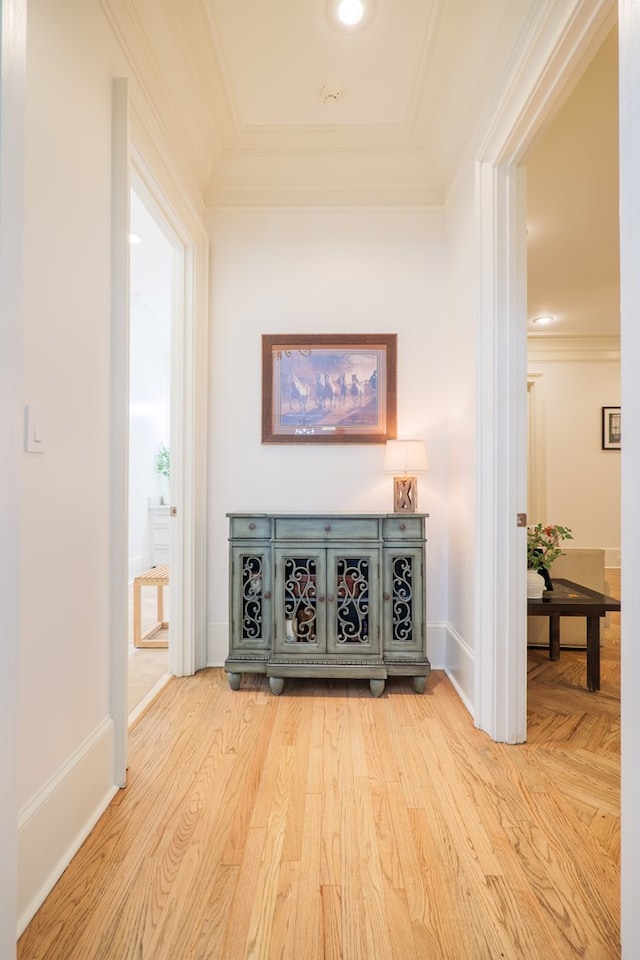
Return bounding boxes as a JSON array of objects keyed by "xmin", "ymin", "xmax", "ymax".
[
  {"xmin": 17, "ymin": 717, "xmax": 118, "ymax": 936},
  {"xmin": 208, "ymin": 619, "xmax": 473, "ymax": 713},
  {"xmin": 426, "ymin": 621, "xmax": 446, "ymax": 669},
  {"xmin": 207, "ymin": 621, "xmax": 228, "ymax": 667},
  {"xmin": 440, "ymin": 622, "xmax": 475, "ymax": 717}
]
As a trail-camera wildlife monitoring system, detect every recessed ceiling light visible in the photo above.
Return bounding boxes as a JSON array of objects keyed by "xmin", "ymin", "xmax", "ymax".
[
  {"xmin": 326, "ymin": 0, "xmax": 374, "ymax": 32},
  {"xmin": 338, "ymin": 0, "xmax": 363, "ymax": 24},
  {"xmin": 531, "ymin": 315, "xmax": 553, "ymax": 325}
]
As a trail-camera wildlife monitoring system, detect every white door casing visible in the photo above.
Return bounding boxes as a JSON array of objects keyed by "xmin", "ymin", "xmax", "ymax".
[
  {"xmin": 110, "ymin": 84, "xmax": 209, "ymax": 784},
  {"xmin": 473, "ymin": 0, "xmax": 616, "ymax": 743}
]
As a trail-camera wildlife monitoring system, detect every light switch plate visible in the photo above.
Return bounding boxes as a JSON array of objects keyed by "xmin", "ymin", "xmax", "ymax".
[{"xmin": 25, "ymin": 405, "xmax": 46, "ymax": 453}]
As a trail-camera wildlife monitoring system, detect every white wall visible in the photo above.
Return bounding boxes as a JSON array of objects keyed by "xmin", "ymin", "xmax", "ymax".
[
  {"xmin": 527, "ymin": 350, "xmax": 620, "ymax": 554},
  {"xmin": 442, "ymin": 163, "xmax": 477, "ymax": 709},
  {"xmin": 14, "ymin": 0, "xmax": 208, "ymax": 934},
  {"xmin": 19, "ymin": 0, "xmax": 123, "ymax": 798},
  {"xmin": 0, "ymin": 1, "xmax": 26, "ymax": 954},
  {"xmin": 17, "ymin": 0, "xmax": 128, "ymax": 930},
  {"xmin": 206, "ymin": 207, "xmax": 450, "ymax": 667}
]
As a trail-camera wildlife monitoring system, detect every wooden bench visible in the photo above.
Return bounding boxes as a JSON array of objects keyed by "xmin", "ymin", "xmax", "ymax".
[{"xmin": 133, "ymin": 564, "xmax": 169, "ymax": 648}]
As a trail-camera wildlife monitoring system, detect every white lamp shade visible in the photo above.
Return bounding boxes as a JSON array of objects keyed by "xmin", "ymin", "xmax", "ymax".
[{"xmin": 384, "ymin": 439, "xmax": 428, "ymax": 474}]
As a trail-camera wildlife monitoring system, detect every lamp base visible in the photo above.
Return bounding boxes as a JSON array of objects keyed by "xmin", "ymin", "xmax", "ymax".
[{"xmin": 393, "ymin": 476, "xmax": 418, "ymax": 513}]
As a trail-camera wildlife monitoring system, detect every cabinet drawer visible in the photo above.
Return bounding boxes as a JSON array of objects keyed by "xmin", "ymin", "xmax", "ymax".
[
  {"xmin": 274, "ymin": 517, "xmax": 379, "ymax": 541},
  {"xmin": 230, "ymin": 516, "xmax": 271, "ymax": 539},
  {"xmin": 382, "ymin": 517, "xmax": 424, "ymax": 540},
  {"xmin": 153, "ymin": 525, "xmax": 170, "ymax": 546}
]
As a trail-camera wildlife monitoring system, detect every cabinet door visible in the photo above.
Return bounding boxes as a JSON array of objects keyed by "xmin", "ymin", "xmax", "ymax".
[
  {"xmin": 149, "ymin": 506, "xmax": 170, "ymax": 567},
  {"xmin": 229, "ymin": 547, "xmax": 272, "ymax": 652},
  {"xmin": 274, "ymin": 548, "xmax": 326, "ymax": 654},
  {"xmin": 382, "ymin": 547, "xmax": 425, "ymax": 654},
  {"xmin": 326, "ymin": 548, "xmax": 380, "ymax": 655}
]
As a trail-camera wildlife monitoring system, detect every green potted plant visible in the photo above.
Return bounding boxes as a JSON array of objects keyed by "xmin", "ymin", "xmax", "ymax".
[
  {"xmin": 527, "ymin": 522, "xmax": 573, "ymax": 597},
  {"xmin": 155, "ymin": 442, "xmax": 170, "ymax": 504}
]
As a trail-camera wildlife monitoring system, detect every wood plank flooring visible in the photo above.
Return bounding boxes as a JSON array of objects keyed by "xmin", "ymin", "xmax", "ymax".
[
  {"xmin": 19, "ymin": 576, "xmax": 620, "ymax": 959},
  {"xmin": 128, "ymin": 580, "xmax": 168, "ymax": 716}
]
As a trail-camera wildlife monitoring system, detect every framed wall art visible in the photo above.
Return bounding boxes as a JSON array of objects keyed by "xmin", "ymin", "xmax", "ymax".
[
  {"xmin": 602, "ymin": 405, "xmax": 621, "ymax": 450},
  {"xmin": 262, "ymin": 333, "xmax": 397, "ymax": 444}
]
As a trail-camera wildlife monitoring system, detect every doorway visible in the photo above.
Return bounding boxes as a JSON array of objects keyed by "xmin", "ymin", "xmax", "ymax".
[
  {"xmin": 474, "ymin": 0, "xmax": 618, "ymax": 744},
  {"xmin": 525, "ymin": 23, "xmax": 621, "ymax": 698},
  {"xmin": 127, "ymin": 185, "xmax": 178, "ymax": 721}
]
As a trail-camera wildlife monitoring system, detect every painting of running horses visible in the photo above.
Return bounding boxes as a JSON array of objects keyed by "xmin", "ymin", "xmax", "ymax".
[{"xmin": 262, "ymin": 334, "xmax": 397, "ymax": 444}]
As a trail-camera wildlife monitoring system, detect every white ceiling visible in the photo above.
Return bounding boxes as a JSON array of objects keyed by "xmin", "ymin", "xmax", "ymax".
[
  {"xmin": 118, "ymin": 0, "xmax": 619, "ymax": 338},
  {"xmin": 120, "ymin": 0, "xmax": 550, "ymax": 205},
  {"xmin": 526, "ymin": 25, "xmax": 619, "ymax": 338}
]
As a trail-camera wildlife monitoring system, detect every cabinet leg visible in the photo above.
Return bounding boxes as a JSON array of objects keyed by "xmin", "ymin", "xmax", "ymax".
[
  {"xmin": 227, "ymin": 672, "xmax": 242, "ymax": 691},
  {"xmin": 411, "ymin": 676, "xmax": 427, "ymax": 694},
  {"xmin": 269, "ymin": 677, "xmax": 285, "ymax": 696},
  {"xmin": 370, "ymin": 679, "xmax": 385, "ymax": 698}
]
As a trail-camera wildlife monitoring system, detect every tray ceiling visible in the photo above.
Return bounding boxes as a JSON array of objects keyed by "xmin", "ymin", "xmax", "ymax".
[{"xmin": 113, "ymin": 0, "xmax": 619, "ymax": 337}]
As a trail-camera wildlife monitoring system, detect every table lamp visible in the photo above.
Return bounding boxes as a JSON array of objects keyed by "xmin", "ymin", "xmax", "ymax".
[{"xmin": 384, "ymin": 439, "xmax": 428, "ymax": 513}]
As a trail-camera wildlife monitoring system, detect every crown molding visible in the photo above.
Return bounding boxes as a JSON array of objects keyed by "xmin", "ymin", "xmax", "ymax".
[
  {"xmin": 527, "ymin": 334, "xmax": 620, "ymax": 361},
  {"xmin": 98, "ymin": 0, "xmax": 214, "ymax": 199},
  {"xmin": 480, "ymin": 0, "xmax": 617, "ymax": 166}
]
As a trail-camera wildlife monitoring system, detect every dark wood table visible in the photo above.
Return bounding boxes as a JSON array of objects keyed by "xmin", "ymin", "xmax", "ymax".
[{"xmin": 527, "ymin": 577, "xmax": 620, "ymax": 692}]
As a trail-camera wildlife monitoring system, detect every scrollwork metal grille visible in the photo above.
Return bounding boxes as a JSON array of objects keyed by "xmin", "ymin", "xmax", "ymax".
[
  {"xmin": 241, "ymin": 555, "xmax": 263, "ymax": 640},
  {"xmin": 336, "ymin": 557, "xmax": 369, "ymax": 644},
  {"xmin": 284, "ymin": 557, "xmax": 317, "ymax": 643},
  {"xmin": 392, "ymin": 556, "xmax": 414, "ymax": 643}
]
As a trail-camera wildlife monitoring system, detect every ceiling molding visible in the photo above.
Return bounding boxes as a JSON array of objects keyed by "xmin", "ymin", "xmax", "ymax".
[
  {"xmin": 527, "ymin": 334, "xmax": 620, "ymax": 362},
  {"xmin": 204, "ymin": 147, "xmax": 444, "ymax": 208},
  {"xmin": 99, "ymin": 0, "xmax": 216, "ymax": 195},
  {"xmin": 204, "ymin": 183, "xmax": 444, "ymax": 210},
  {"xmin": 477, "ymin": 0, "xmax": 616, "ymax": 166}
]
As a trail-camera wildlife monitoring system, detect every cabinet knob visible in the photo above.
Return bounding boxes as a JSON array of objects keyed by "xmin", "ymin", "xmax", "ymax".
[
  {"xmin": 324, "ymin": 524, "xmax": 331, "ymax": 532},
  {"xmin": 318, "ymin": 595, "xmax": 325, "ymax": 603},
  {"xmin": 263, "ymin": 591, "xmax": 271, "ymax": 600},
  {"xmin": 248, "ymin": 522, "xmax": 256, "ymax": 530},
  {"xmin": 398, "ymin": 523, "xmax": 406, "ymax": 531},
  {"xmin": 327, "ymin": 594, "xmax": 335, "ymax": 602},
  {"xmin": 383, "ymin": 592, "xmax": 391, "ymax": 601}
]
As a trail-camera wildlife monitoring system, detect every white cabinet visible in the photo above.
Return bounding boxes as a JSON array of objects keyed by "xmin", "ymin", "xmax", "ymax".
[{"xmin": 149, "ymin": 505, "xmax": 170, "ymax": 566}]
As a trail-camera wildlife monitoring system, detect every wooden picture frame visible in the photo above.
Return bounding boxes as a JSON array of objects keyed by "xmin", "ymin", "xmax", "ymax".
[
  {"xmin": 602, "ymin": 406, "xmax": 621, "ymax": 450},
  {"xmin": 262, "ymin": 334, "xmax": 397, "ymax": 444}
]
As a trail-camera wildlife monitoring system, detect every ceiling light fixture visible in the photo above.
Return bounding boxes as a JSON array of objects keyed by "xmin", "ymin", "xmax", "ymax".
[
  {"xmin": 531, "ymin": 315, "xmax": 554, "ymax": 325},
  {"xmin": 326, "ymin": 0, "xmax": 374, "ymax": 32},
  {"xmin": 338, "ymin": 0, "xmax": 364, "ymax": 25}
]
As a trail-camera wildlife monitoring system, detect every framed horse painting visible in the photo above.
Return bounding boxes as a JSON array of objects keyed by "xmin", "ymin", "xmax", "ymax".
[{"xmin": 262, "ymin": 334, "xmax": 397, "ymax": 444}]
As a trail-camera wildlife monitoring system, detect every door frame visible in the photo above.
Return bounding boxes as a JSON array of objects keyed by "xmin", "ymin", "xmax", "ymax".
[
  {"xmin": 130, "ymin": 170, "xmax": 185, "ymax": 681},
  {"xmin": 110, "ymin": 84, "xmax": 209, "ymax": 784},
  {"xmin": 0, "ymin": 0, "xmax": 26, "ymax": 949},
  {"xmin": 474, "ymin": 0, "xmax": 616, "ymax": 742}
]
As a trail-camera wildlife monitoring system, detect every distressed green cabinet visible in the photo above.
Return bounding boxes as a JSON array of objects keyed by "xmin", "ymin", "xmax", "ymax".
[{"xmin": 225, "ymin": 513, "xmax": 430, "ymax": 697}]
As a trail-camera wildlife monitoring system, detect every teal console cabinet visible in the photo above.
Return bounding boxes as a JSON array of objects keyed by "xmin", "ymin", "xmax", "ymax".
[{"xmin": 225, "ymin": 513, "xmax": 430, "ymax": 697}]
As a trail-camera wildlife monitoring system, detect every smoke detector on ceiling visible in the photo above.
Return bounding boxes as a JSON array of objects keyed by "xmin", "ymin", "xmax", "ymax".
[{"xmin": 319, "ymin": 84, "xmax": 344, "ymax": 103}]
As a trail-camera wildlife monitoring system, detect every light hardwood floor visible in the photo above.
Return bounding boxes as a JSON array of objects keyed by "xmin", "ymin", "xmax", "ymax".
[
  {"xmin": 19, "ymin": 575, "xmax": 620, "ymax": 959},
  {"xmin": 128, "ymin": 582, "xmax": 169, "ymax": 717}
]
